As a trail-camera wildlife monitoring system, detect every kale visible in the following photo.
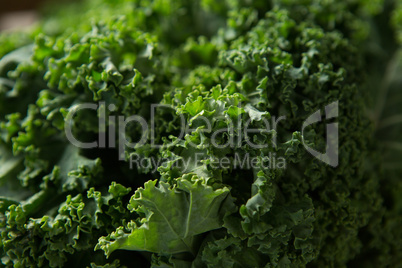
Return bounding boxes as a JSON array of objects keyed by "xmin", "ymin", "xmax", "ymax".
[{"xmin": 0, "ymin": 0, "xmax": 401, "ymax": 267}]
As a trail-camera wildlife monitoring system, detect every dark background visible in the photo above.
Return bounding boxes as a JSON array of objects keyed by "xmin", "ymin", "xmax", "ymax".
[
  {"xmin": 0, "ymin": 0, "xmax": 47, "ymax": 15},
  {"xmin": 0, "ymin": 0, "xmax": 79, "ymax": 31}
]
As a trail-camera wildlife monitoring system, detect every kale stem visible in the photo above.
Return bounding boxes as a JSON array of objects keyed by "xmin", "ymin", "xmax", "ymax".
[
  {"xmin": 380, "ymin": 141, "xmax": 402, "ymax": 151},
  {"xmin": 374, "ymin": 50, "xmax": 401, "ymax": 128},
  {"xmin": 378, "ymin": 114, "xmax": 402, "ymax": 129}
]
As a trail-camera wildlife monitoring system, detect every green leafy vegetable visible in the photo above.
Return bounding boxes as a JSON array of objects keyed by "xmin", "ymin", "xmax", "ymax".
[
  {"xmin": 97, "ymin": 175, "xmax": 235, "ymax": 256},
  {"xmin": 0, "ymin": 0, "xmax": 401, "ymax": 267}
]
